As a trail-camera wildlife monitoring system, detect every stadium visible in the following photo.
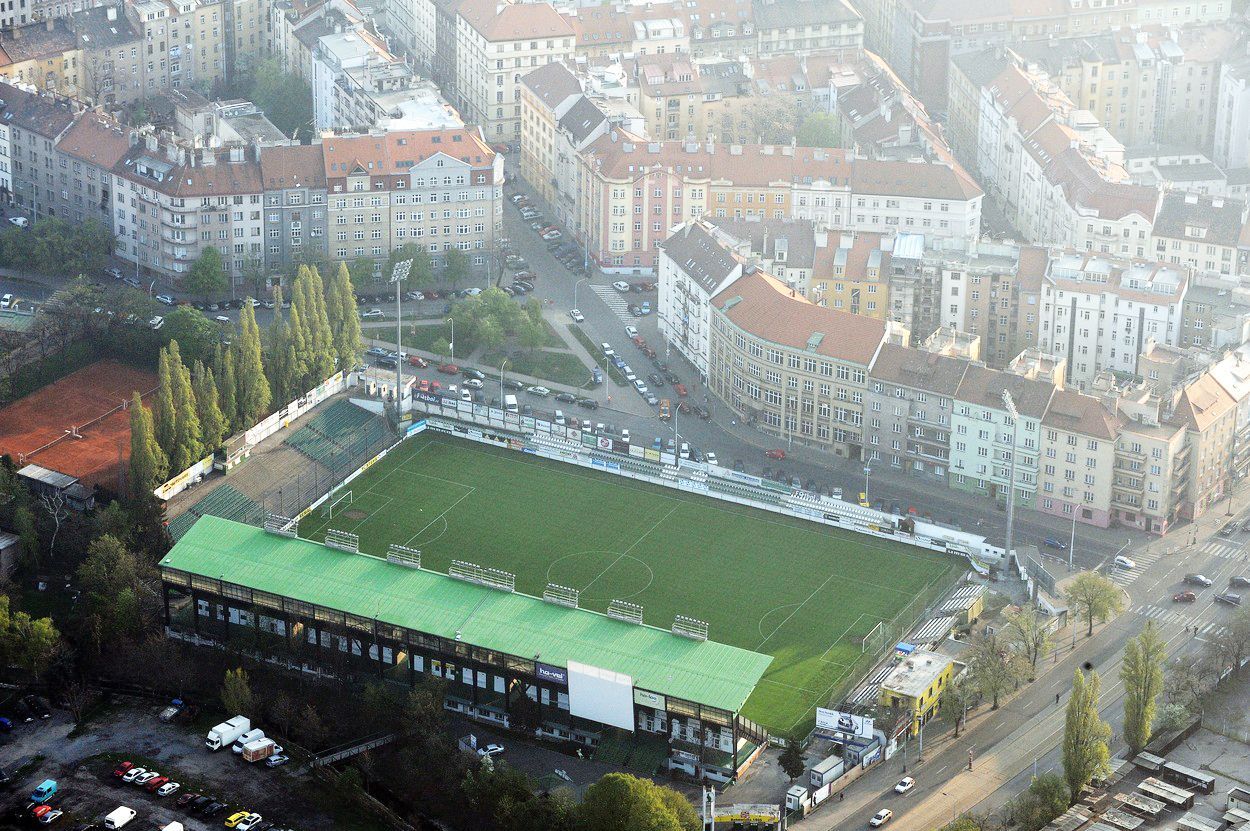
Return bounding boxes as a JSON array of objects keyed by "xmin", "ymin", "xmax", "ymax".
[{"xmin": 159, "ymin": 408, "xmax": 965, "ymax": 782}]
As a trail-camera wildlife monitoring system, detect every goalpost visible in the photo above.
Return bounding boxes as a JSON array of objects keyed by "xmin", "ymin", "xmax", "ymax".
[{"xmin": 323, "ymin": 490, "xmax": 353, "ymax": 519}]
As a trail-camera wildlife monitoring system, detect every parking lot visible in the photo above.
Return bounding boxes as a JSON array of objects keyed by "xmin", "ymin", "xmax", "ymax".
[{"xmin": 0, "ymin": 700, "xmax": 369, "ymax": 831}]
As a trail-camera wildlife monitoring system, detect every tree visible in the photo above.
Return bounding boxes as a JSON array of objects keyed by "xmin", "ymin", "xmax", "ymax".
[
  {"xmin": 1121, "ymin": 620, "xmax": 1166, "ymax": 755},
  {"xmin": 327, "ymin": 261, "xmax": 362, "ymax": 371},
  {"xmin": 167, "ymin": 341, "xmax": 204, "ymax": 471},
  {"xmin": 1065, "ymin": 572, "xmax": 1125, "ymax": 637},
  {"xmin": 518, "ymin": 319, "xmax": 547, "ymax": 355},
  {"xmin": 192, "ymin": 361, "xmax": 227, "ymax": 451},
  {"xmin": 264, "ymin": 289, "xmax": 296, "ymax": 404},
  {"xmin": 443, "ymin": 247, "xmax": 471, "ymax": 290},
  {"xmin": 1011, "ymin": 773, "xmax": 1070, "ymax": 831},
  {"xmin": 215, "ymin": 344, "xmax": 238, "ymax": 433},
  {"xmin": 576, "ymin": 773, "xmax": 696, "ymax": 831},
  {"xmin": 128, "ymin": 391, "xmax": 168, "ymax": 501},
  {"xmin": 432, "ymin": 337, "xmax": 453, "ymax": 360},
  {"xmin": 247, "ymin": 57, "xmax": 314, "ymax": 139},
  {"xmin": 796, "ymin": 112, "xmax": 842, "ymax": 148},
  {"xmin": 967, "ymin": 630, "xmax": 1027, "ymax": 710},
  {"xmin": 350, "ymin": 256, "xmax": 376, "ymax": 287},
  {"xmin": 940, "ymin": 672, "xmax": 978, "ymax": 737},
  {"xmin": 154, "ymin": 346, "xmax": 176, "ymax": 452},
  {"xmin": 221, "ymin": 667, "xmax": 255, "ymax": 716},
  {"xmin": 1165, "ymin": 652, "xmax": 1220, "ymax": 716},
  {"xmin": 235, "ymin": 303, "xmax": 271, "ymax": 425},
  {"xmin": 1062, "ymin": 669, "xmax": 1111, "ymax": 803},
  {"xmin": 162, "ymin": 306, "xmax": 218, "ymax": 365},
  {"xmin": 187, "ymin": 246, "xmax": 228, "ymax": 301},
  {"xmin": 477, "ymin": 317, "xmax": 505, "ymax": 353},
  {"xmin": 63, "ymin": 681, "xmax": 96, "ymax": 723},
  {"xmin": 298, "ymin": 702, "xmax": 328, "ymax": 747},
  {"xmin": 779, "ymin": 737, "xmax": 806, "ymax": 782},
  {"xmin": 38, "ymin": 491, "xmax": 69, "ymax": 556},
  {"xmin": 0, "ymin": 596, "xmax": 61, "ymax": 680},
  {"xmin": 75, "ymin": 534, "xmax": 149, "ymax": 653},
  {"xmin": 1005, "ymin": 607, "xmax": 1053, "ymax": 678},
  {"xmin": 937, "ymin": 820, "xmax": 984, "ymax": 831},
  {"xmin": 1208, "ymin": 606, "xmax": 1250, "ymax": 677}
]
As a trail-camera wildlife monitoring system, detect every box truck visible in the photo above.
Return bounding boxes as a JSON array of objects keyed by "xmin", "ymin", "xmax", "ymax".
[{"xmin": 205, "ymin": 715, "xmax": 250, "ymax": 751}]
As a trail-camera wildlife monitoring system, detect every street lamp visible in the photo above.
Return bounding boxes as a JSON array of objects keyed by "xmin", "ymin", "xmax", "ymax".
[
  {"xmin": 863, "ymin": 465, "xmax": 872, "ymax": 500},
  {"xmin": 1068, "ymin": 500, "xmax": 1078, "ymax": 571},
  {"xmin": 1002, "ymin": 390, "xmax": 1020, "ymax": 566},
  {"xmin": 391, "ymin": 258, "xmax": 413, "ymax": 414},
  {"xmin": 574, "ymin": 277, "xmax": 588, "ymax": 313},
  {"xmin": 499, "ymin": 357, "xmax": 510, "ymax": 403},
  {"xmin": 446, "ymin": 316, "xmax": 455, "ymax": 359}
]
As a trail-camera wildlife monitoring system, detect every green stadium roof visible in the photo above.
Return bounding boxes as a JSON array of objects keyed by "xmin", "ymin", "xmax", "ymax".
[{"xmin": 161, "ymin": 516, "xmax": 773, "ymax": 714}]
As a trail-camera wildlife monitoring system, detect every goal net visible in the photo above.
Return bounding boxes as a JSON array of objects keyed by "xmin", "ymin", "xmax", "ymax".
[{"xmin": 323, "ymin": 490, "xmax": 353, "ymax": 519}]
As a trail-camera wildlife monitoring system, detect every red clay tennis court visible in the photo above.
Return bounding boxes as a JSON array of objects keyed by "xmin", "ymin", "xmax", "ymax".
[{"xmin": 0, "ymin": 360, "xmax": 157, "ymax": 488}]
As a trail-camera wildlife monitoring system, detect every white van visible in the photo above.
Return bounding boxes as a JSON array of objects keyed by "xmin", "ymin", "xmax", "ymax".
[
  {"xmin": 104, "ymin": 807, "xmax": 137, "ymax": 829},
  {"xmin": 504, "ymin": 394, "xmax": 518, "ymax": 413}
]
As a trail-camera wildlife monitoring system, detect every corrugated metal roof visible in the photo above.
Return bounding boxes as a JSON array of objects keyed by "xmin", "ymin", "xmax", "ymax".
[{"xmin": 162, "ymin": 516, "xmax": 772, "ymax": 713}]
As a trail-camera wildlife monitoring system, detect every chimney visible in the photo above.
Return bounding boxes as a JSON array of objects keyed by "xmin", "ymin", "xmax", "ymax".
[
  {"xmin": 145, "ymin": 133, "xmax": 158, "ymax": 152},
  {"xmin": 106, "ymin": 5, "xmax": 117, "ymax": 20},
  {"xmin": 201, "ymin": 147, "xmax": 216, "ymax": 166},
  {"xmin": 45, "ymin": 17, "xmax": 54, "ymax": 31}
]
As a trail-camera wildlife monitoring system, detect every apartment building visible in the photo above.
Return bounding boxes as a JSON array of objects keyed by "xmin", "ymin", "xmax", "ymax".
[
  {"xmin": 125, "ymin": 0, "xmax": 230, "ymax": 94},
  {"xmin": 1106, "ymin": 381, "xmax": 1190, "ymax": 535},
  {"xmin": 751, "ymin": 0, "xmax": 861, "ymax": 59},
  {"xmin": 708, "ymin": 267, "xmax": 904, "ymax": 458},
  {"xmin": 1214, "ymin": 56, "xmax": 1250, "ymax": 171},
  {"xmin": 260, "ymin": 142, "xmax": 328, "ymax": 277},
  {"xmin": 519, "ymin": 61, "xmax": 583, "ymax": 211},
  {"xmin": 4, "ymin": 87, "xmax": 79, "ymax": 221},
  {"xmin": 322, "ymin": 128, "xmax": 501, "ymax": 274},
  {"xmin": 656, "ymin": 220, "xmax": 744, "ymax": 380},
  {"xmin": 955, "ymin": 57, "xmax": 1161, "ymax": 254},
  {"xmin": 71, "ymin": 5, "xmax": 145, "ymax": 105},
  {"xmin": 51, "ymin": 113, "xmax": 130, "ymax": 228},
  {"xmin": 1036, "ymin": 389, "xmax": 1118, "ymax": 528},
  {"xmin": 707, "ymin": 217, "xmax": 816, "ymax": 294},
  {"xmin": 454, "ymin": 0, "xmax": 575, "ymax": 142},
  {"xmin": 1180, "ymin": 282, "xmax": 1250, "ymax": 351},
  {"xmin": 935, "ymin": 241, "xmax": 1032, "ymax": 369},
  {"xmin": 1030, "ymin": 252, "xmax": 1188, "ymax": 390},
  {"xmin": 864, "ymin": 343, "xmax": 967, "ymax": 482},
  {"xmin": 949, "ymin": 365, "xmax": 1054, "ymax": 511},
  {"xmin": 1173, "ymin": 372, "xmax": 1236, "ymax": 518},
  {"xmin": 1009, "ymin": 26, "xmax": 1240, "ymax": 152},
  {"xmin": 634, "ymin": 54, "xmax": 759, "ymax": 143},
  {"xmin": 1151, "ymin": 191, "xmax": 1249, "ymax": 279},
  {"xmin": 577, "ymin": 134, "xmax": 980, "ymax": 274},
  {"xmin": 809, "ymin": 232, "xmax": 891, "ymax": 319},
  {"xmin": 1209, "ymin": 347, "xmax": 1250, "ymax": 485},
  {"xmin": 0, "ymin": 19, "xmax": 79, "ymax": 94}
]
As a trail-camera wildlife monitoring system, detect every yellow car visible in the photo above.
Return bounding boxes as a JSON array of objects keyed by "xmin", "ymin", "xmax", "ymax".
[
  {"xmin": 858, "ymin": 492, "xmax": 870, "ymax": 508},
  {"xmin": 225, "ymin": 812, "xmax": 251, "ymax": 828}
]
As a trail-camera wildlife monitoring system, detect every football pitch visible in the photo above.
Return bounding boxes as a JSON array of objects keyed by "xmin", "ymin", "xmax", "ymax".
[{"xmin": 298, "ymin": 433, "xmax": 960, "ymax": 733}]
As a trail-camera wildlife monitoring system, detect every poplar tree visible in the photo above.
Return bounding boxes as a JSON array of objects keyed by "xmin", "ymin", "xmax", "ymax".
[
  {"xmin": 215, "ymin": 344, "xmax": 238, "ymax": 432},
  {"xmin": 127, "ymin": 391, "xmax": 168, "ymax": 501},
  {"xmin": 192, "ymin": 361, "xmax": 227, "ymax": 451},
  {"xmin": 154, "ymin": 346, "xmax": 176, "ymax": 452},
  {"xmin": 265, "ymin": 287, "xmax": 293, "ymax": 404},
  {"xmin": 236, "ymin": 301, "xmax": 271, "ymax": 425},
  {"xmin": 167, "ymin": 340, "xmax": 203, "ymax": 471},
  {"xmin": 1062, "ymin": 669, "xmax": 1111, "ymax": 803},
  {"xmin": 329, "ymin": 260, "xmax": 361, "ymax": 371},
  {"xmin": 1121, "ymin": 620, "xmax": 1166, "ymax": 755}
]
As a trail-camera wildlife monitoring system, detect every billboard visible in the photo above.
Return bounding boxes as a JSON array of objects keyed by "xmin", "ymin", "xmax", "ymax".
[
  {"xmin": 815, "ymin": 708, "xmax": 874, "ymax": 740},
  {"xmin": 568, "ymin": 661, "xmax": 634, "ymax": 731},
  {"xmin": 634, "ymin": 689, "xmax": 666, "ymax": 710},
  {"xmin": 713, "ymin": 805, "xmax": 781, "ymax": 823},
  {"xmin": 535, "ymin": 662, "xmax": 567, "ymax": 685}
]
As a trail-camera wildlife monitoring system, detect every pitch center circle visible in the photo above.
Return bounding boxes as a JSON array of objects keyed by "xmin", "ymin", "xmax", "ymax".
[{"xmin": 547, "ymin": 550, "xmax": 655, "ymax": 601}]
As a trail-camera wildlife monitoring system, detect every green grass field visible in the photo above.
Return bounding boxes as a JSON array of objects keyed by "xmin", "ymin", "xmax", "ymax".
[{"xmin": 298, "ymin": 433, "xmax": 959, "ymax": 733}]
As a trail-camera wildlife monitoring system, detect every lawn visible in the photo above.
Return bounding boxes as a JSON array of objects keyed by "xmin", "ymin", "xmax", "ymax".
[
  {"xmin": 481, "ymin": 349, "xmax": 592, "ymax": 388},
  {"xmin": 298, "ymin": 433, "xmax": 959, "ymax": 734}
]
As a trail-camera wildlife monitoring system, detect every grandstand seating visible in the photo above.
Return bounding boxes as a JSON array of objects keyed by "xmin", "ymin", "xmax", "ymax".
[
  {"xmin": 168, "ymin": 484, "xmax": 261, "ymax": 541},
  {"xmin": 592, "ymin": 729, "xmax": 669, "ymax": 775},
  {"xmin": 285, "ymin": 401, "xmax": 386, "ymax": 471}
]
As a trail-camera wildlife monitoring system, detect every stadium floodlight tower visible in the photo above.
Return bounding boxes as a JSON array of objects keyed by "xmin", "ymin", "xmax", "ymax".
[
  {"xmin": 391, "ymin": 258, "xmax": 413, "ymax": 415},
  {"xmin": 1002, "ymin": 389, "xmax": 1019, "ymax": 568}
]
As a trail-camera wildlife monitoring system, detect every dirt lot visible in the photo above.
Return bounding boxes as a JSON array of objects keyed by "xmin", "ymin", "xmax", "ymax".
[{"xmin": 0, "ymin": 698, "xmax": 387, "ymax": 831}]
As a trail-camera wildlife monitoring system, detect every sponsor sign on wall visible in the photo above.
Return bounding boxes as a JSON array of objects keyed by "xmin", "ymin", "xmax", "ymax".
[
  {"xmin": 633, "ymin": 689, "xmax": 666, "ymax": 710},
  {"xmin": 535, "ymin": 662, "xmax": 567, "ymax": 685}
]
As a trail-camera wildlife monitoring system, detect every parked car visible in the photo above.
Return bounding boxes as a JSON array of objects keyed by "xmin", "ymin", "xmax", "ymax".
[
  {"xmin": 23, "ymin": 696, "xmax": 49, "ymax": 719},
  {"xmin": 569, "ymin": 309, "xmax": 584, "ymax": 323},
  {"xmin": 526, "ymin": 385, "xmax": 551, "ymax": 397},
  {"xmin": 1043, "ymin": 536, "xmax": 1068, "ymax": 550},
  {"xmin": 477, "ymin": 743, "xmax": 505, "ymax": 757},
  {"xmin": 264, "ymin": 755, "xmax": 289, "ymax": 768},
  {"xmin": 360, "ymin": 308, "xmax": 384, "ymax": 319},
  {"xmin": 1230, "ymin": 576, "xmax": 1250, "ymax": 588},
  {"xmin": 156, "ymin": 782, "xmax": 181, "ymax": 797},
  {"xmin": 765, "ymin": 449, "xmax": 786, "ymax": 460},
  {"xmin": 437, "ymin": 363, "xmax": 459, "ymax": 374},
  {"xmin": 8, "ymin": 216, "xmax": 28, "ymax": 228}
]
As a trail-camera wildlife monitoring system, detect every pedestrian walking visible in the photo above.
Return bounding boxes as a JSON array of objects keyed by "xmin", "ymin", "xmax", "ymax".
[{"xmin": 1055, "ymin": 692, "xmax": 1060, "ymax": 705}]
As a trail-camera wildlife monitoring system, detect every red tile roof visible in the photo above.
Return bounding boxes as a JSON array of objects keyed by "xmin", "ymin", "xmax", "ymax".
[{"xmin": 458, "ymin": 0, "xmax": 574, "ymax": 41}]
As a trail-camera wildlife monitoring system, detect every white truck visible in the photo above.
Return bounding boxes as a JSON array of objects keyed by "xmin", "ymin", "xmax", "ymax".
[
  {"xmin": 231, "ymin": 728, "xmax": 265, "ymax": 753},
  {"xmin": 205, "ymin": 715, "xmax": 250, "ymax": 751}
]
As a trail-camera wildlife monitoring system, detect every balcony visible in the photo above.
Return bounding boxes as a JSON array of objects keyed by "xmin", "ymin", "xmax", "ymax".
[
  {"xmin": 1117, "ymin": 446, "xmax": 1146, "ymax": 462},
  {"xmin": 1112, "ymin": 477, "xmax": 1144, "ymax": 495}
]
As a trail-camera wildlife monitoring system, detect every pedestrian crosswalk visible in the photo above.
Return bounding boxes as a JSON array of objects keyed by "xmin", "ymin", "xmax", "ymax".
[
  {"xmin": 1130, "ymin": 603, "xmax": 1227, "ymax": 638},
  {"xmin": 1199, "ymin": 540, "xmax": 1247, "ymax": 561},
  {"xmin": 589, "ymin": 284, "xmax": 634, "ymax": 323},
  {"xmin": 1107, "ymin": 548, "xmax": 1163, "ymax": 586}
]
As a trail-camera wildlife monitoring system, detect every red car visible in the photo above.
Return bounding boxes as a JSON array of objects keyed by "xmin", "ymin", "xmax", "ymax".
[
  {"xmin": 407, "ymin": 355, "xmax": 428, "ymax": 368},
  {"xmin": 765, "ymin": 448, "xmax": 786, "ymax": 460},
  {"xmin": 437, "ymin": 363, "xmax": 459, "ymax": 374},
  {"xmin": 417, "ymin": 379, "xmax": 431, "ymax": 392},
  {"xmin": 113, "ymin": 761, "xmax": 134, "ymax": 778},
  {"xmin": 1173, "ymin": 591, "xmax": 1197, "ymax": 603},
  {"xmin": 146, "ymin": 776, "xmax": 170, "ymax": 792},
  {"xmin": 674, "ymin": 383, "xmax": 689, "ymax": 397},
  {"xmin": 632, "ymin": 335, "xmax": 646, "ymax": 348}
]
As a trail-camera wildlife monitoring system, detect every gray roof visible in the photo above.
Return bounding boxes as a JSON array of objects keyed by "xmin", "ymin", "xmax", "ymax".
[
  {"xmin": 558, "ymin": 96, "xmax": 607, "ymax": 144},
  {"xmin": 521, "ymin": 61, "xmax": 582, "ymax": 109},
  {"xmin": 17, "ymin": 464, "xmax": 78, "ymax": 489},
  {"xmin": 70, "ymin": 4, "xmax": 139, "ymax": 48},
  {"xmin": 1154, "ymin": 191, "xmax": 1247, "ymax": 248},
  {"xmin": 660, "ymin": 222, "xmax": 740, "ymax": 295},
  {"xmin": 951, "ymin": 49, "xmax": 1010, "ymax": 90},
  {"xmin": 1154, "ymin": 163, "xmax": 1226, "ymax": 183},
  {"xmin": 955, "ymin": 364, "xmax": 1055, "ymax": 419},
  {"xmin": 709, "ymin": 217, "xmax": 817, "ymax": 270},
  {"xmin": 0, "ymin": 83, "xmax": 78, "ymax": 140},
  {"xmin": 869, "ymin": 343, "xmax": 970, "ymax": 394}
]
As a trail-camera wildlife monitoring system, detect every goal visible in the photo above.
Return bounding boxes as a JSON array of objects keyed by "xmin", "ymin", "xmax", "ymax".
[{"xmin": 323, "ymin": 490, "xmax": 353, "ymax": 519}]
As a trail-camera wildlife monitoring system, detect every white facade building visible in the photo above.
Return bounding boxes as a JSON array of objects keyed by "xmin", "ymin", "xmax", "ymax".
[{"xmin": 656, "ymin": 220, "xmax": 744, "ymax": 380}]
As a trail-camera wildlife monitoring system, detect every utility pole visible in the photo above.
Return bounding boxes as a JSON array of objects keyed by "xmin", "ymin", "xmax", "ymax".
[
  {"xmin": 391, "ymin": 258, "xmax": 413, "ymax": 416},
  {"xmin": 1002, "ymin": 390, "xmax": 1020, "ymax": 569}
]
